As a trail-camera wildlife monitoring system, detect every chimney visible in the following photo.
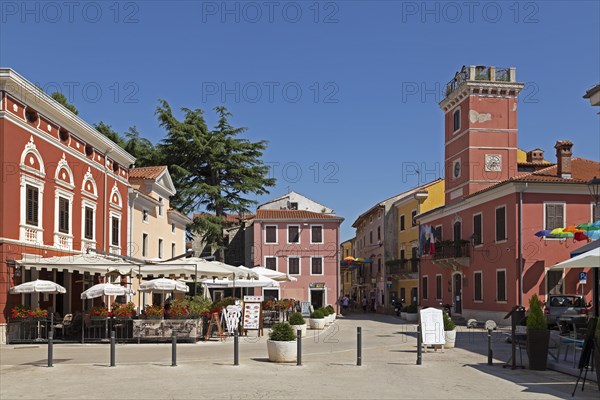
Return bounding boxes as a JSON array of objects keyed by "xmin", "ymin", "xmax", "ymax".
[
  {"xmin": 526, "ymin": 148, "xmax": 545, "ymax": 163},
  {"xmin": 554, "ymin": 140, "xmax": 573, "ymax": 179}
]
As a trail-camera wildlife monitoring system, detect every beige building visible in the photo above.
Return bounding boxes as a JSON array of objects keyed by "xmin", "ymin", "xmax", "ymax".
[{"xmin": 127, "ymin": 166, "xmax": 191, "ymax": 306}]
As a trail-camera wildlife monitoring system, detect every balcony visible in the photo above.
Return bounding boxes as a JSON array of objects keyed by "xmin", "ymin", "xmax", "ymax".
[
  {"xmin": 431, "ymin": 241, "xmax": 470, "ymax": 269},
  {"xmin": 444, "ymin": 65, "xmax": 515, "ymax": 97},
  {"xmin": 386, "ymin": 259, "xmax": 419, "ymax": 279}
]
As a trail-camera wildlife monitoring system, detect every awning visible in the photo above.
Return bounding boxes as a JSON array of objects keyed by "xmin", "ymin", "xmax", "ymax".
[
  {"xmin": 549, "ymin": 247, "xmax": 600, "ymax": 270},
  {"xmin": 140, "ymin": 257, "xmax": 257, "ymax": 279},
  {"xmin": 16, "ymin": 254, "xmax": 136, "ymax": 275}
]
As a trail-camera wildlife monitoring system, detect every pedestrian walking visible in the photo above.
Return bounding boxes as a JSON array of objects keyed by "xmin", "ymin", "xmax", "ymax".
[{"xmin": 361, "ymin": 297, "xmax": 368, "ymax": 312}]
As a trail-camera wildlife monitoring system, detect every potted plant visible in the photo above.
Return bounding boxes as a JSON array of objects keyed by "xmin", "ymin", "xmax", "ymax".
[
  {"xmin": 267, "ymin": 322, "xmax": 297, "ymax": 363},
  {"xmin": 326, "ymin": 305, "xmax": 336, "ymax": 321},
  {"xmin": 443, "ymin": 310, "xmax": 457, "ymax": 348},
  {"xmin": 289, "ymin": 312, "xmax": 307, "ymax": 338},
  {"xmin": 167, "ymin": 299, "xmax": 190, "ymax": 319},
  {"xmin": 10, "ymin": 305, "xmax": 30, "ymax": 321},
  {"xmin": 405, "ymin": 303, "xmax": 418, "ymax": 322},
  {"xmin": 309, "ymin": 309, "xmax": 326, "ymax": 330},
  {"xmin": 321, "ymin": 307, "xmax": 334, "ymax": 324},
  {"xmin": 526, "ymin": 294, "xmax": 550, "ymax": 370}
]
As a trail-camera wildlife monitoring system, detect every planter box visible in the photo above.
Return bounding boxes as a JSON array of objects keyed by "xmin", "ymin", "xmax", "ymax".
[
  {"xmin": 290, "ymin": 324, "xmax": 307, "ymax": 338},
  {"xmin": 527, "ymin": 328, "xmax": 550, "ymax": 370},
  {"xmin": 267, "ymin": 340, "xmax": 297, "ymax": 363},
  {"xmin": 406, "ymin": 313, "xmax": 418, "ymax": 322},
  {"xmin": 401, "ymin": 312, "xmax": 407, "ymax": 320},
  {"xmin": 445, "ymin": 329, "xmax": 457, "ymax": 348},
  {"xmin": 310, "ymin": 318, "xmax": 326, "ymax": 330}
]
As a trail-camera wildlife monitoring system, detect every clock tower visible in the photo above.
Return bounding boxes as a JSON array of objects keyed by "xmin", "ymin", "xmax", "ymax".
[{"xmin": 440, "ymin": 66, "xmax": 525, "ymax": 205}]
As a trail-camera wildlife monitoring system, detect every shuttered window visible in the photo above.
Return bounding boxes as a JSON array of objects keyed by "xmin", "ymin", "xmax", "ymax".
[
  {"xmin": 265, "ymin": 226, "xmax": 277, "ymax": 243},
  {"xmin": 311, "ymin": 257, "xmax": 323, "ymax": 275},
  {"xmin": 26, "ymin": 185, "xmax": 39, "ymax": 226},
  {"xmin": 545, "ymin": 203, "xmax": 565, "ymax": 231},
  {"xmin": 288, "ymin": 226, "xmax": 299, "ymax": 243},
  {"xmin": 265, "ymin": 257, "xmax": 277, "ymax": 271},
  {"xmin": 496, "ymin": 270, "xmax": 506, "ymax": 302},
  {"xmin": 311, "ymin": 226, "xmax": 323, "ymax": 243},
  {"xmin": 111, "ymin": 217, "xmax": 119, "ymax": 246},
  {"xmin": 474, "ymin": 272, "xmax": 483, "ymax": 301},
  {"xmin": 495, "ymin": 207, "xmax": 506, "ymax": 242},
  {"xmin": 58, "ymin": 197, "xmax": 69, "ymax": 233},
  {"xmin": 288, "ymin": 257, "xmax": 300, "ymax": 275},
  {"xmin": 422, "ymin": 276, "xmax": 428, "ymax": 300},
  {"xmin": 84, "ymin": 206, "xmax": 94, "ymax": 239},
  {"xmin": 436, "ymin": 275, "xmax": 442, "ymax": 300},
  {"xmin": 473, "ymin": 214, "xmax": 482, "ymax": 245}
]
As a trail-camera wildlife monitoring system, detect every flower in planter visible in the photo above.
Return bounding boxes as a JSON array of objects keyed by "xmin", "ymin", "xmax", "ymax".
[
  {"xmin": 144, "ymin": 304, "xmax": 164, "ymax": 318},
  {"xmin": 11, "ymin": 305, "xmax": 30, "ymax": 319},
  {"xmin": 87, "ymin": 306, "xmax": 111, "ymax": 318},
  {"xmin": 28, "ymin": 308, "xmax": 49, "ymax": 319},
  {"xmin": 112, "ymin": 302, "xmax": 135, "ymax": 318},
  {"xmin": 167, "ymin": 300, "xmax": 190, "ymax": 319}
]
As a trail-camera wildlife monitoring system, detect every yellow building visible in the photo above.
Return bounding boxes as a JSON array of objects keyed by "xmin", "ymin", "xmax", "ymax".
[
  {"xmin": 340, "ymin": 238, "xmax": 355, "ymax": 299},
  {"xmin": 388, "ymin": 179, "xmax": 444, "ymax": 306}
]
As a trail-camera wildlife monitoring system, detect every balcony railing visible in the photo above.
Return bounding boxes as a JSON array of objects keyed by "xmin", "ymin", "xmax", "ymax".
[
  {"xmin": 433, "ymin": 242, "xmax": 470, "ymax": 260},
  {"xmin": 386, "ymin": 259, "xmax": 419, "ymax": 275}
]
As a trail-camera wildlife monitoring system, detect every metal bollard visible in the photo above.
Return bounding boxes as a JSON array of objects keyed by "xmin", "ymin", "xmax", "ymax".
[
  {"xmin": 110, "ymin": 331, "xmax": 116, "ymax": 367},
  {"xmin": 172, "ymin": 330, "xmax": 177, "ymax": 367},
  {"xmin": 416, "ymin": 324, "xmax": 422, "ymax": 365},
  {"xmin": 47, "ymin": 331, "xmax": 53, "ymax": 368},
  {"xmin": 357, "ymin": 327, "xmax": 362, "ymax": 366},
  {"xmin": 297, "ymin": 329, "xmax": 302, "ymax": 366},
  {"xmin": 487, "ymin": 329, "xmax": 493, "ymax": 366},
  {"xmin": 233, "ymin": 330, "xmax": 239, "ymax": 366}
]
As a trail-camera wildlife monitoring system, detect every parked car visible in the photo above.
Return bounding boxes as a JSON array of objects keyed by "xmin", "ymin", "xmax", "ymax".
[{"xmin": 544, "ymin": 294, "xmax": 590, "ymax": 326}]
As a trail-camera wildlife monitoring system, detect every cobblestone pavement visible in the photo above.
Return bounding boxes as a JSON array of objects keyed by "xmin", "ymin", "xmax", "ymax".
[{"xmin": 1, "ymin": 313, "xmax": 598, "ymax": 399}]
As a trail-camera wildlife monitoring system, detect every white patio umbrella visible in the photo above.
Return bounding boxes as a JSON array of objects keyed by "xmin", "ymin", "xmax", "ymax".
[
  {"xmin": 9, "ymin": 279, "xmax": 66, "ymax": 294},
  {"xmin": 80, "ymin": 283, "xmax": 135, "ymax": 299},
  {"xmin": 251, "ymin": 267, "xmax": 298, "ymax": 282},
  {"xmin": 549, "ymin": 247, "xmax": 600, "ymax": 270},
  {"xmin": 139, "ymin": 278, "xmax": 189, "ymax": 293}
]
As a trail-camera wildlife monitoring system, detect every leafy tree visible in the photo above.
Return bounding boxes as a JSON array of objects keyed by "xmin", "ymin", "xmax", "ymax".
[
  {"xmin": 50, "ymin": 92, "xmax": 79, "ymax": 115},
  {"xmin": 123, "ymin": 126, "xmax": 159, "ymax": 167},
  {"xmin": 156, "ymin": 101, "xmax": 275, "ymax": 260},
  {"xmin": 94, "ymin": 121, "xmax": 126, "ymax": 147}
]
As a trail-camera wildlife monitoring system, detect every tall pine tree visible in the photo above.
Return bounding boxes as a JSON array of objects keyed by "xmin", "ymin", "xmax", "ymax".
[{"xmin": 156, "ymin": 101, "xmax": 275, "ymax": 260}]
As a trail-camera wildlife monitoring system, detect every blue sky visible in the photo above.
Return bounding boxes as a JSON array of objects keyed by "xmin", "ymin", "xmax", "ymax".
[{"xmin": 2, "ymin": 1, "xmax": 599, "ymax": 241}]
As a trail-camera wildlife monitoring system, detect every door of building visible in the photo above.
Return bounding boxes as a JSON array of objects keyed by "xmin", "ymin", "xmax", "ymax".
[
  {"xmin": 410, "ymin": 287, "xmax": 418, "ymax": 305},
  {"xmin": 453, "ymin": 273, "xmax": 462, "ymax": 314},
  {"xmin": 400, "ymin": 288, "xmax": 406, "ymax": 304},
  {"xmin": 310, "ymin": 289, "xmax": 324, "ymax": 309}
]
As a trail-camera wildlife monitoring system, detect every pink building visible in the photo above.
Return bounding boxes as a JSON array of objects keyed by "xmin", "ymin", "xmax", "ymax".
[
  {"xmin": 418, "ymin": 66, "xmax": 600, "ymax": 322},
  {"xmin": 250, "ymin": 208, "xmax": 343, "ymax": 309}
]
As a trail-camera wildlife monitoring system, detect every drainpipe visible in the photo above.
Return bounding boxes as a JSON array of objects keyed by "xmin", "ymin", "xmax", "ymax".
[
  {"xmin": 518, "ymin": 183, "xmax": 528, "ymax": 306},
  {"xmin": 102, "ymin": 149, "xmax": 112, "ymax": 254},
  {"xmin": 128, "ymin": 189, "xmax": 138, "ymax": 257},
  {"xmin": 335, "ymin": 221, "xmax": 340, "ymax": 314}
]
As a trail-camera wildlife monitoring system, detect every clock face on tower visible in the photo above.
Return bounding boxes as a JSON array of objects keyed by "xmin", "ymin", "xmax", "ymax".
[
  {"xmin": 453, "ymin": 159, "xmax": 461, "ymax": 179},
  {"xmin": 485, "ymin": 154, "xmax": 502, "ymax": 172}
]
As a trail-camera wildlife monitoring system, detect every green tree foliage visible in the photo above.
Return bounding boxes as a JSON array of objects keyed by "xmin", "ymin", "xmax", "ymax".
[
  {"xmin": 527, "ymin": 294, "xmax": 547, "ymax": 330},
  {"xmin": 155, "ymin": 101, "xmax": 276, "ymax": 259},
  {"xmin": 123, "ymin": 126, "xmax": 159, "ymax": 167},
  {"xmin": 95, "ymin": 121, "xmax": 126, "ymax": 147},
  {"xmin": 50, "ymin": 92, "xmax": 79, "ymax": 115}
]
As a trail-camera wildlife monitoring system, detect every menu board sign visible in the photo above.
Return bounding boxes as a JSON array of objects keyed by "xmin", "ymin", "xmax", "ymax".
[
  {"xmin": 419, "ymin": 308, "xmax": 445, "ymax": 346},
  {"xmin": 243, "ymin": 295, "xmax": 264, "ymax": 302},
  {"xmin": 243, "ymin": 302, "xmax": 262, "ymax": 330}
]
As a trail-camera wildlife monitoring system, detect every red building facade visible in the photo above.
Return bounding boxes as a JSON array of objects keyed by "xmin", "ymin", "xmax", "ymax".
[
  {"xmin": 418, "ymin": 66, "xmax": 599, "ymax": 322},
  {"xmin": 0, "ymin": 69, "xmax": 135, "ymax": 337}
]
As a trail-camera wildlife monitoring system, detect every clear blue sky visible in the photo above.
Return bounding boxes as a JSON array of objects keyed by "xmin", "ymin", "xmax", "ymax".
[{"xmin": 2, "ymin": 1, "xmax": 599, "ymax": 241}]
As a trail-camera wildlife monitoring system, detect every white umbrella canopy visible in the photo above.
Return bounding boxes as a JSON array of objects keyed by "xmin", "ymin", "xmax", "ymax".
[
  {"xmin": 550, "ymin": 247, "xmax": 600, "ymax": 270},
  {"xmin": 80, "ymin": 283, "xmax": 135, "ymax": 299},
  {"xmin": 141, "ymin": 258, "xmax": 254, "ymax": 279},
  {"xmin": 9, "ymin": 279, "xmax": 67, "ymax": 294},
  {"xmin": 139, "ymin": 278, "xmax": 189, "ymax": 293},
  {"xmin": 251, "ymin": 267, "xmax": 298, "ymax": 282}
]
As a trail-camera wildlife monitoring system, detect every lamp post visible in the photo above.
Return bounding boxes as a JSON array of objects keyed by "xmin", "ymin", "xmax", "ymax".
[{"xmin": 587, "ymin": 176, "xmax": 600, "ymax": 317}]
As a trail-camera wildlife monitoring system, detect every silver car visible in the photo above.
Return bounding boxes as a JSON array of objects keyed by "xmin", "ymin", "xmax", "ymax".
[{"xmin": 544, "ymin": 294, "xmax": 589, "ymax": 326}]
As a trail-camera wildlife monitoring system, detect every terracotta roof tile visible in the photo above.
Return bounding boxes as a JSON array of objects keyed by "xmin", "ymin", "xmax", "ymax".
[
  {"xmin": 129, "ymin": 166, "xmax": 167, "ymax": 180},
  {"xmin": 467, "ymin": 158, "xmax": 600, "ymax": 198},
  {"xmin": 255, "ymin": 209, "xmax": 342, "ymax": 220}
]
